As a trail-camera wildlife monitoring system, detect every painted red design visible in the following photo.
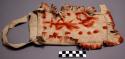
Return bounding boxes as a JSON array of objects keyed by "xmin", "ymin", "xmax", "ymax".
[
  {"xmin": 106, "ymin": 11, "xmax": 115, "ymax": 28},
  {"xmin": 67, "ymin": 13, "xmax": 71, "ymax": 16},
  {"xmin": 76, "ymin": 12, "xmax": 97, "ymax": 28},
  {"xmin": 44, "ymin": 18, "xmax": 79, "ymax": 31},
  {"xmin": 49, "ymin": 32, "xmax": 62, "ymax": 39},
  {"xmin": 43, "ymin": 26, "xmax": 47, "ymax": 30},
  {"xmin": 106, "ymin": 11, "xmax": 113, "ymax": 20},
  {"xmin": 42, "ymin": 32, "xmax": 47, "ymax": 36},
  {"xmin": 87, "ymin": 31, "xmax": 92, "ymax": 35},
  {"xmin": 65, "ymin": 31, "xmax": 71, "ymax": 35},
  {"xmin": 103, "ymin": 26, "xmax": 107, "ymax": 29},
  {"xmin": 78, "ymin": 31, "xmax": 83, "ymax": 35},
  {"xmin": 93, "ymin": 29, "xmax": 99, "ymax": 34}
]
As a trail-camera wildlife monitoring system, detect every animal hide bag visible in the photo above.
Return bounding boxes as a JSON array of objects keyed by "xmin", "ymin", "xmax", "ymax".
[{"xmin": 2, "ymin": 3, "xmax": 123, "ymax": 49}]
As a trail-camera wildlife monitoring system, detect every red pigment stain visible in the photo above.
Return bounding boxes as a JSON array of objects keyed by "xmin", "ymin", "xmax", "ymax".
[
  {"xmin": 103, "ymin": 26, "xmax": 107, "ymax": 29},
  {"xmin": 67, "ymin": 13, "xmax": 71, "ymax": 16},
  {"xmin": 53, "ymin": 32, "xmax": 58, "ymax": 38},
  {"xmin": 106, "ymin": 11, "xmax": 115, "ymax": 28},
  {"xmin": 79, "ymin": 19, "xmax": 95, "ymax": 27},
  {"xmin": 65, "ymin": 36, "xmax": 70, "ymax": 39},
  {"xmin": 57, "ymin": 36, "xmax": 62, "ymax": 39},
  {"xmin": 76, "ymin": 12, "xmax": 87, "ymax": 21},
  {"xmin": 87, "ymin": 31, "xmax": 92, "ymax": 35},
  {"xmin": 44, "ymin": 19, "xmax": 79, "ymax": 30},
  {"xmin": 65, "ymin": 31, "xmax": 71, "ymax": 35},
  {"xmin": 93, "ymin": 29, "xmax": 99, "ymax": 34},
  {"xmin": 106, "ymin": 11, "xmax": 113, "ymax": 20},
  {"xmin": 49, "ymin": 32, "xmax": 63, "ymax": 42},
  {"xmin": 42, "ymin": 32, "xmax": 47, "ymax": 36},
  {"xmin": 49, "ymin": 35, "xmax": 53, "ymax": 38},
  {"xmin": 76, "ymin": 12, "xmax": 97, "ymax": 28},
  {"xmin": 41, "ymin": 13, "xmax": 46, "ymax": 18},
  {"xmin": 43, "ymin": 26, "xmax": 47, "ymax": 30},
  {"xmin": 78, "ymin": 31, "xmax": 83, "ymax": 35},
  {"xmin": 58, "ymin": 36, "xmax": 63, "ymax": 42},
  {"xmin": 49, "ymin": 32, "xmax": 58, "ymax": 38}
]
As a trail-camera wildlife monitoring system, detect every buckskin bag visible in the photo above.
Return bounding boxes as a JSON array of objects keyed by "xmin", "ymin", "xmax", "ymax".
[{"xmin": 1, "ymin": 3, "xmax": 123, "ymax": 49}]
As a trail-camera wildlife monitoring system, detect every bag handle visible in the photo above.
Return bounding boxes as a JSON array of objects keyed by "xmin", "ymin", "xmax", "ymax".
[{"xmin": 2, "ymin": 15, "xmax": 29, "ymax": 48}]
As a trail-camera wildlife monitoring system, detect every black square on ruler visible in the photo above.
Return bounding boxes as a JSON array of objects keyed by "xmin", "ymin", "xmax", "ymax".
[
  {"xmin": 83, "ymin": 51, "xmax": 86, "ymax": 54},
  {"xmin": 79, "ymin": 54, "xmax": 83, "ymax": 57},
  {"xmin": 66, "ymin": 54, "xmax": 69, "ymax": 57},
  {"xmin": 69, "ymin": 51, "xmax": 72, "ymax": 54},
  {"xmin": 62, "ymin": 51, "xmax": 65, "ymax": 54},
  {"xmin": 76, "ymin": 51, "xmax": 79, "ymax": 54},
  {"xmin": 73, "ymin": 54, "xmax": 76, "ymax": 57},
  {"xmin": 59, "ymin": 54, "xmax": 62, "ymax": 57}
]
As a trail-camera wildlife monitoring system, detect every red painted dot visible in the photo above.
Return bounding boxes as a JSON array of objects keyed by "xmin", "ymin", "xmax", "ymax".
[
  {"xmin": 103, "ymin": 26, "xmax": 107, "ymax": 29},
  {"xmin": 43, "ymin": 26, "xmax": 47, "ymax": 30},
  {"xmin": 78, "ymin": 31, "xmax": 83, "ymax": 35},
  {"xmin": 67, "ymin": 13, "xmax": 70, "ymax": 16},
  {"xmin": 87, "ymin": 31, "xmax": 91, "ymax": 35},
  {"xmin": 41, "ymin": 14, "xmax": 46, "ymax": 18},
  {"xmin": 53, "ymin": 32, "xmax": 58, "ymax": 38},
  {"xmin": 93, "ymin": 29, "xmax": 99, "ymax": 33},
  {"xmin": 49, "ymin": 35, "xmax": 53, "ymax": 38},
  {"xmin": 57, "ymin": 36, "xmax": 62, "ymax": 39}
]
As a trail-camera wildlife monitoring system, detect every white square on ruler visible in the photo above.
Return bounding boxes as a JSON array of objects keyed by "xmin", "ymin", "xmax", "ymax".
[
  {"xmin": 72, "ymin": 51, "xmax": 76, "ymax": 54},
  {"xmin": 76, "ymin": 54, "xmax": 80, "ymax": 57},
  {"xmin": 62, "ymin": 54, "xmax": 66, "ymax": 57},
  {"xmin": 66, "ymin": 51, "xmax": 69, "ymax": 54},
  {"xmin": 79, "ymin": 51, "xmax": 83, "ymax": 54},
  {"xmin": 83, "ymin": 54, "xmax": 86, "ymax": 57},
  {"xmin": 59, "ymin": 51, "xmax": 62, "ymax": 54},
  {"xmin": 69, "ymin": 54, "xmax": 73, "ymax": 57}
]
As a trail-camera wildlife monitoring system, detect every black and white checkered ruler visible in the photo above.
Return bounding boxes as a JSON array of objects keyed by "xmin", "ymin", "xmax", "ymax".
[{"xmin": 59, "ymin": 51, "xmax": 86, "ymax": 58}]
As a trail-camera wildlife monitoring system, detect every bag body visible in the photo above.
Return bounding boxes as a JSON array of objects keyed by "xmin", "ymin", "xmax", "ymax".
[{"xmin": 2, "ymin": 3, "xmax": 123, "ymax": 49}]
